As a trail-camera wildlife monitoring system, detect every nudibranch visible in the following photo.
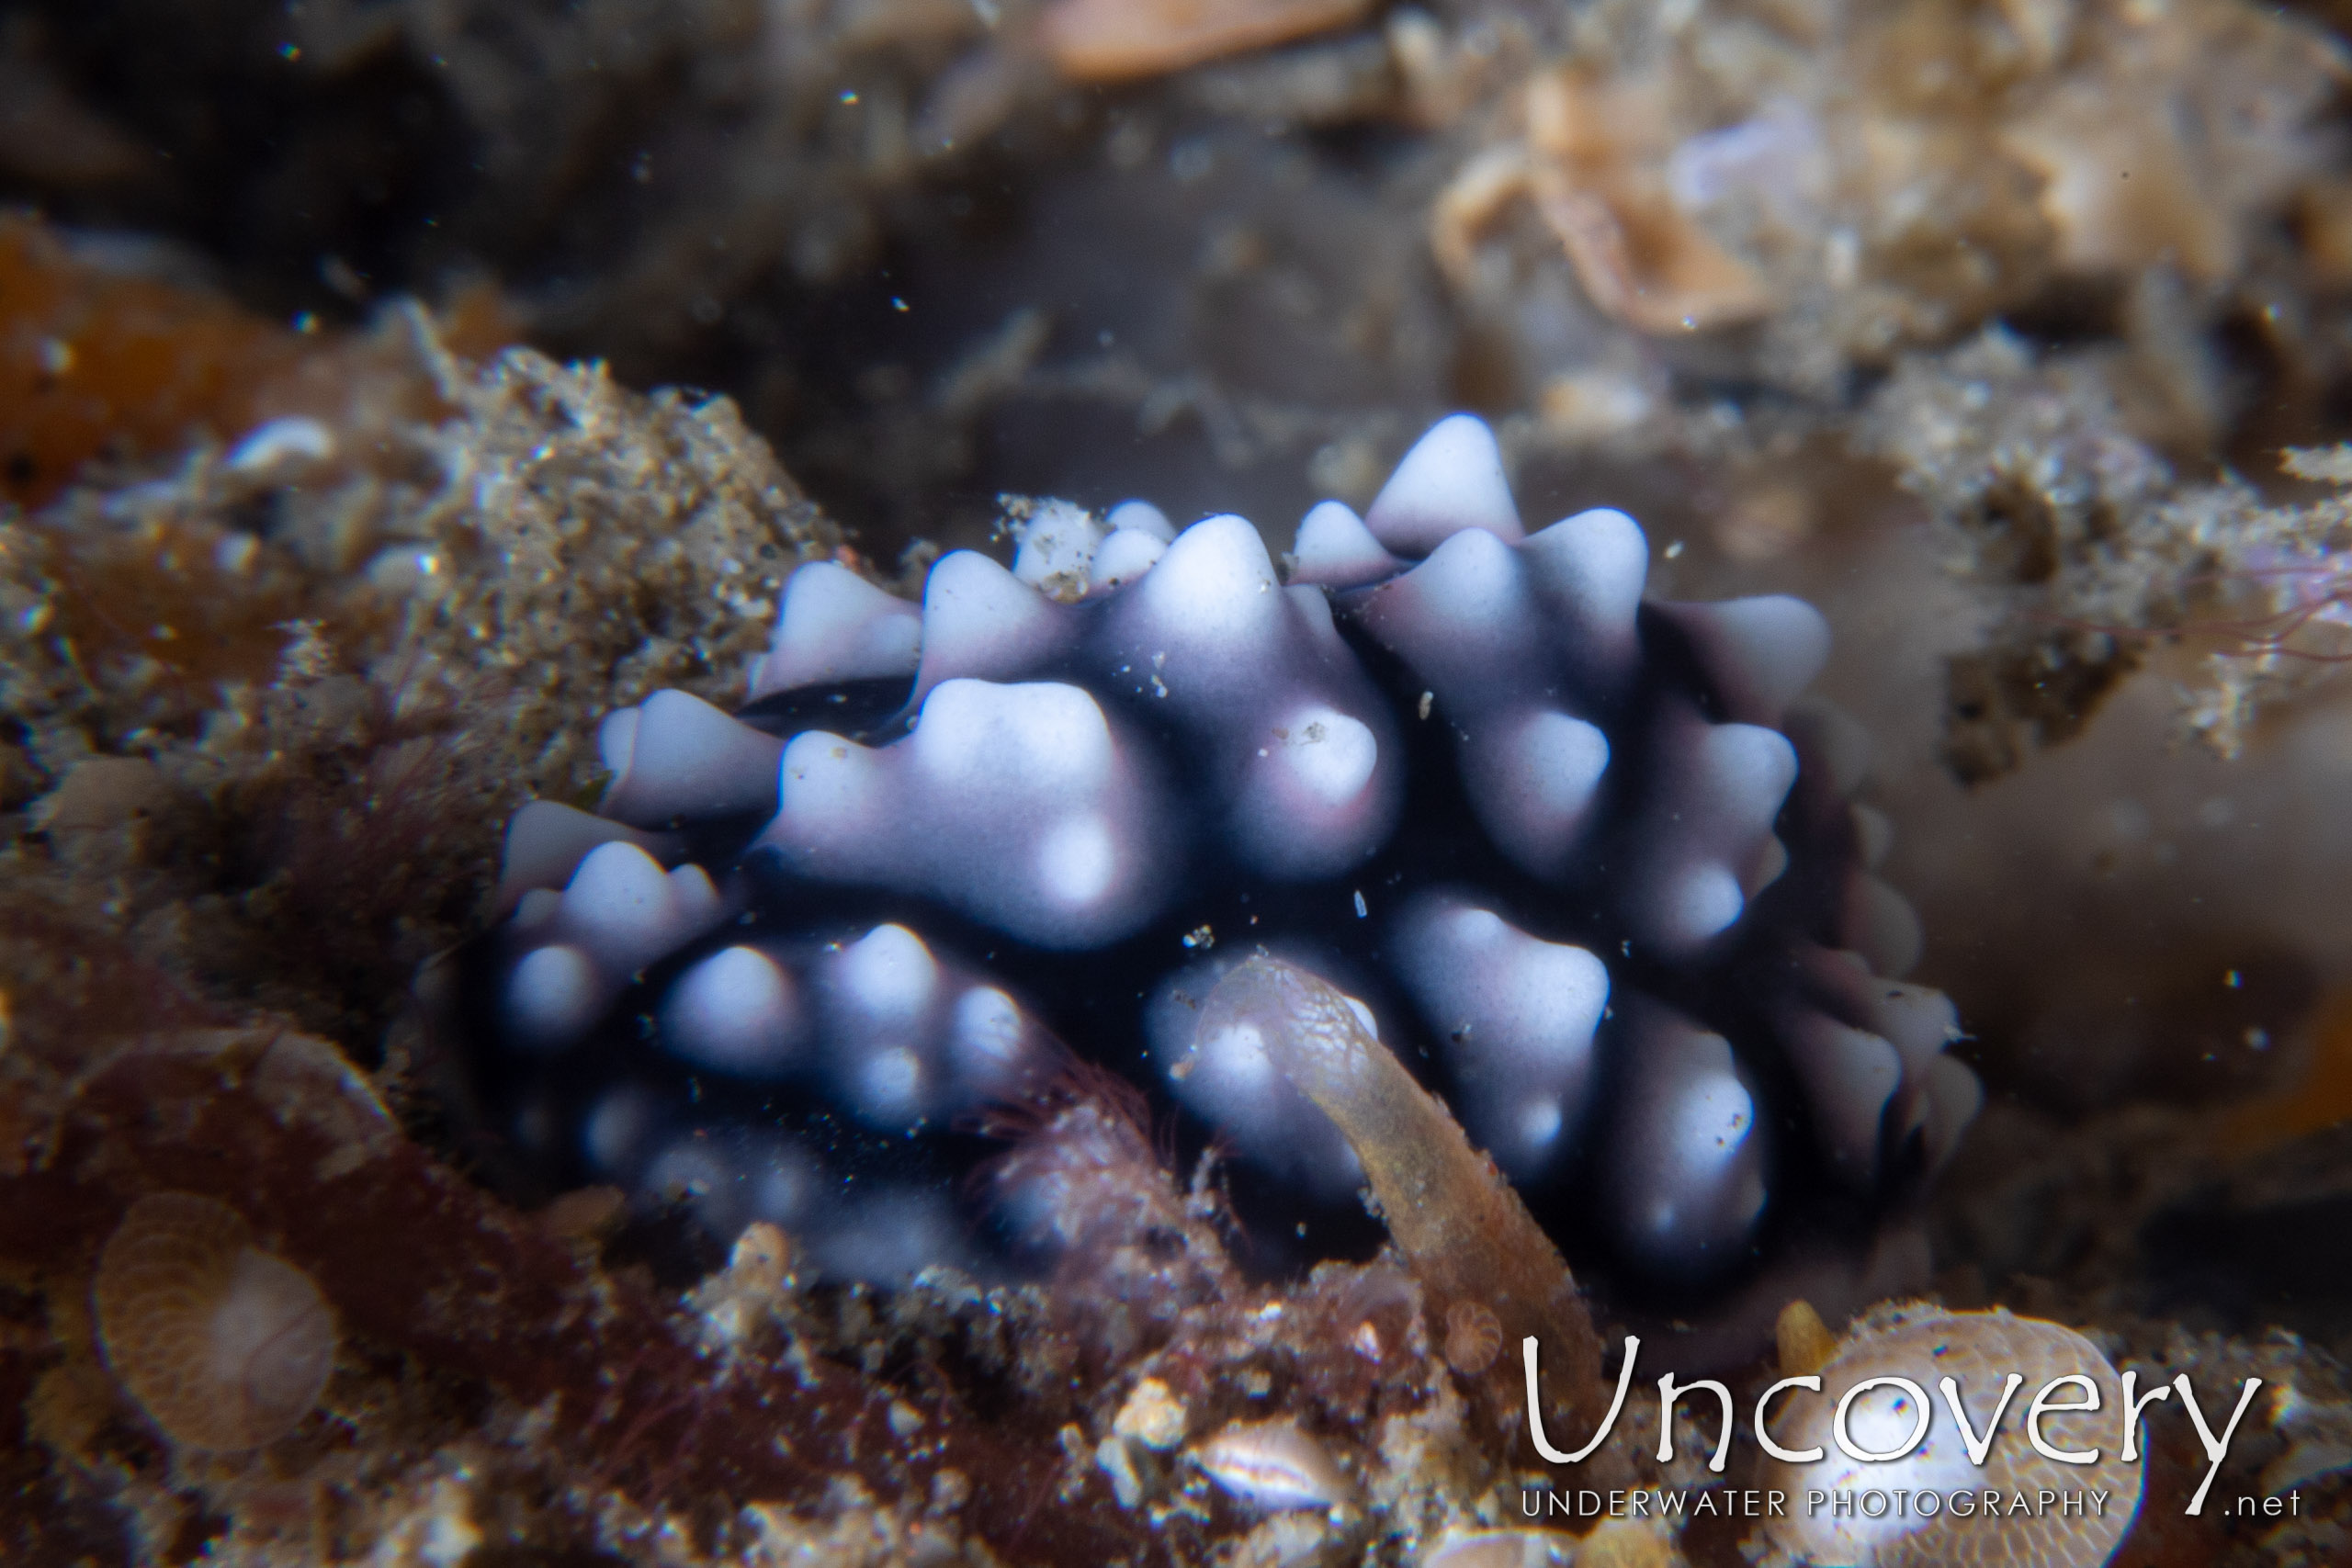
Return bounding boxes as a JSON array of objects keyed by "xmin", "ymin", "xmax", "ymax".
[{"xmin": 453, "ymin": 414, "xmax": 1978, "ymax": 1319}]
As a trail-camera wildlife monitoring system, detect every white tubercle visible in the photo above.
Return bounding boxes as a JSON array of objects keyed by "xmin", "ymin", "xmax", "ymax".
[
  {"xmin": 661, "ymin": 945, "xmax": 804, "ymax": 1080},
  {"xmin": 912, "ymin": 550, "xmax": 1074, "ymax": 700},
  {"xmin": 599, "ymin": 689, "xmax": 786, "ymax": 828},
  {"xmin": 1363, "ymin": 413, "xmax": 1524, "ymax": 555},
  {"xmin": 765, "ymin": 680, "xmax": 1170, "ymax": 948},
  {"xmin": 745, "ymin": 1137, "xmax": 820, "ymax": 1227},
  {"xmin": 1605, "ymin": 1004, "xmax": 1768, "ymax": 1275},
  {"xmin": 1629, "ymin": 706, "xmax": 1799, "ymax": 953},
  {"xmin": 598, "ymin": 707, "xmax": 638, "ymax": 773},
  {"xmin": 1919, "ymin": 1056, "xmax": 1983, "ymax": 1171},
  {"xmin": 1228, "ymin": 702, "xmax": 1394, "ymax": 879},
  {"xmin": 1089, "ymin": 527, "xmax": 1168, "ymax": 592},
  {"xmin": 504, "ymin": 943, "xmax": 607, "ymax": 1050},
  {"xmin": 1849, "ymin": 803, "xmax": 1894, "ymax": 869},
  {"xmin": 1778, "ymin": 1010, "xmax": 1902, "ymax": 1188},
  {"xmin": 951, "ymin": 986, "xmax": 1032, "ymax": 1095},
  {"xmin": 910, "ymin": 677, "xmax": 1114, "ymax": 797},
  {"xmin": 1289, "ymin": 500, "xmax": 1401, "ymax": 590},
  {"xmin": 823, "ymin": 925, "xmax": 944, "ymax": 1126},
  {"xmin": 581, "ymin": 1085, "xmax": 660, "ymax": 1177},
  {"xmin": 496, "ymin": 800, "xmax": 680, "ymax": 912},
  {"xmin": 554, "ymin": 840, "xmax": 726, "ymax": 974},
  {"xmin": 1463, "ymin": 708, "xmax": 1610, "ymax": 878},
  {"xmin": 1351, "ymin": 525, "xmax": 1545, "ymax": 705},
  {"xmin": 832, "ymin": 923, "xmax": 941, "ymax": 1032},
  {"xmin": 1842, "ymin": 872, "xmax": 1924, "ymax": 977},
  {"xmin": 1783, "ymin": 696, "xmax": 1874, "ymax": 798},
  {"xmin": 1857, "ymin": 971, "xmax": 1958, "ymax": 1081},
  {"xmin": 1104, "ymin": 499, "xmax": 1176, "ymax": 541},
  {"xmin": 752, "ymin": 561, "xmax": 923, "ymax": 699},
  {"xmin": 1657, "ymin": 595, "xmax": 1832, "ymax": 726},
  {"xmin": 1396, "ymin": 897, "xmax": 1609, "ymax": 1177},
  {"xmin": 774, "ymin": 727, "xmax": 890, "ymax": 844},
  {"xmin": 1792, "ymin": 945, "xmax": 1948, "ymax": 1085},
  {"xmin": 1518, "ymin": 507, "xmax": 1649, "ymax": 687},
  {"xmin": 1102, "ymin": 511, "xmax": 1405, "ymax": 877},
  {"xmin": 510, "ymin": 888, "xmax": 560, "ymax": 931},
  {"xmin": 1124, "ymin": 514, "xmax": 1285, "ymax": 674}
]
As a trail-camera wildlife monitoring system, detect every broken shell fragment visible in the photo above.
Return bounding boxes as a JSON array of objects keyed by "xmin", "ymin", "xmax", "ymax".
[
  {"xmin": 92, "ymin": 1191, "xmax": 338, "ymax": 1450},
  {"xmin": 1758, "ymin": 1304, "xmax": 2140, "ymax": 1568},
  {"xmin": 1190, "ymin": 1416, "xmax": 1354, "ymax": 1511},
  {"xmin": 1040, "ymin": 0, "xmax": 1372, "ymax": 82}
]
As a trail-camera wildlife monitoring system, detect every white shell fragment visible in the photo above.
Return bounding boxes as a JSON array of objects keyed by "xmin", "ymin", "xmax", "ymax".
[
  {"xmin": 226, "ymin": 414, "xmax": 335, "ymax": 474},
  {"xmin": 1010, "ymin": 498, "xmax": 1109, "ymax": 601},
  {"xmin": 1190, "ymin": 1418, "xmax": 1354, "ymax": 1512},
  {"xmin": 1760, "ymin": 1306, "xmax": 2142, "ymax": 1568}
]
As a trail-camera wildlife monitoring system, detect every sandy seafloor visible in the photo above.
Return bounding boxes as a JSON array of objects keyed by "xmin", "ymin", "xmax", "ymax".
[{"xmin": 12, "ymin": 0, "xmax": 2352, "ymax": 1562}]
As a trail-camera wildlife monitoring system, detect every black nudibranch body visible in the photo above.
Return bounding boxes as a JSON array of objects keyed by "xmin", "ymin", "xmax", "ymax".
[{"xmin": 458, "ymin": 414, "xmax": 1979, "ymax": 1315}]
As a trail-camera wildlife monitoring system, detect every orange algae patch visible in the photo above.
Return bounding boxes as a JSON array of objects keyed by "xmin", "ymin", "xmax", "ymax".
[
  {"xmin": 29, "ymin": 511, "xmax": 314, "ymax": 694},
  {"xmin": 0, "ymin": 215, "xmax": 305, "ymax": 509},
  {"xmin": 0, "ymin": 213, "xmax": 518, "ymax": 510},
  {"xmin": 1040, "ymin": 0, "xmax": 1370, "ymax": 83},
  {"xmin": 2221, "ymin": 987, "xmax": 2352, "ymax": 1156}
]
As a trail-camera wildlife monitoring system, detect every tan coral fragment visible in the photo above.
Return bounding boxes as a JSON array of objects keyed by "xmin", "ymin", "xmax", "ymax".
[
  {"xmin": 1525, "ymin": 69, "xmax": 1773, "ymax": 334},
  {"xmin": 1999, "ymin": 0, "xmax": 2343, "ymax": 283},
  {"xmin": 1433, "ymin": 67, "xmax": 1772, "ymax": 335}
]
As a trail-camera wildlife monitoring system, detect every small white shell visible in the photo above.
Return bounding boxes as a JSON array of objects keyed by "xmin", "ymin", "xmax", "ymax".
[{"xmin": 1190, "ymin": 1417, "xmax": 1354, "ymax": 1511}]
